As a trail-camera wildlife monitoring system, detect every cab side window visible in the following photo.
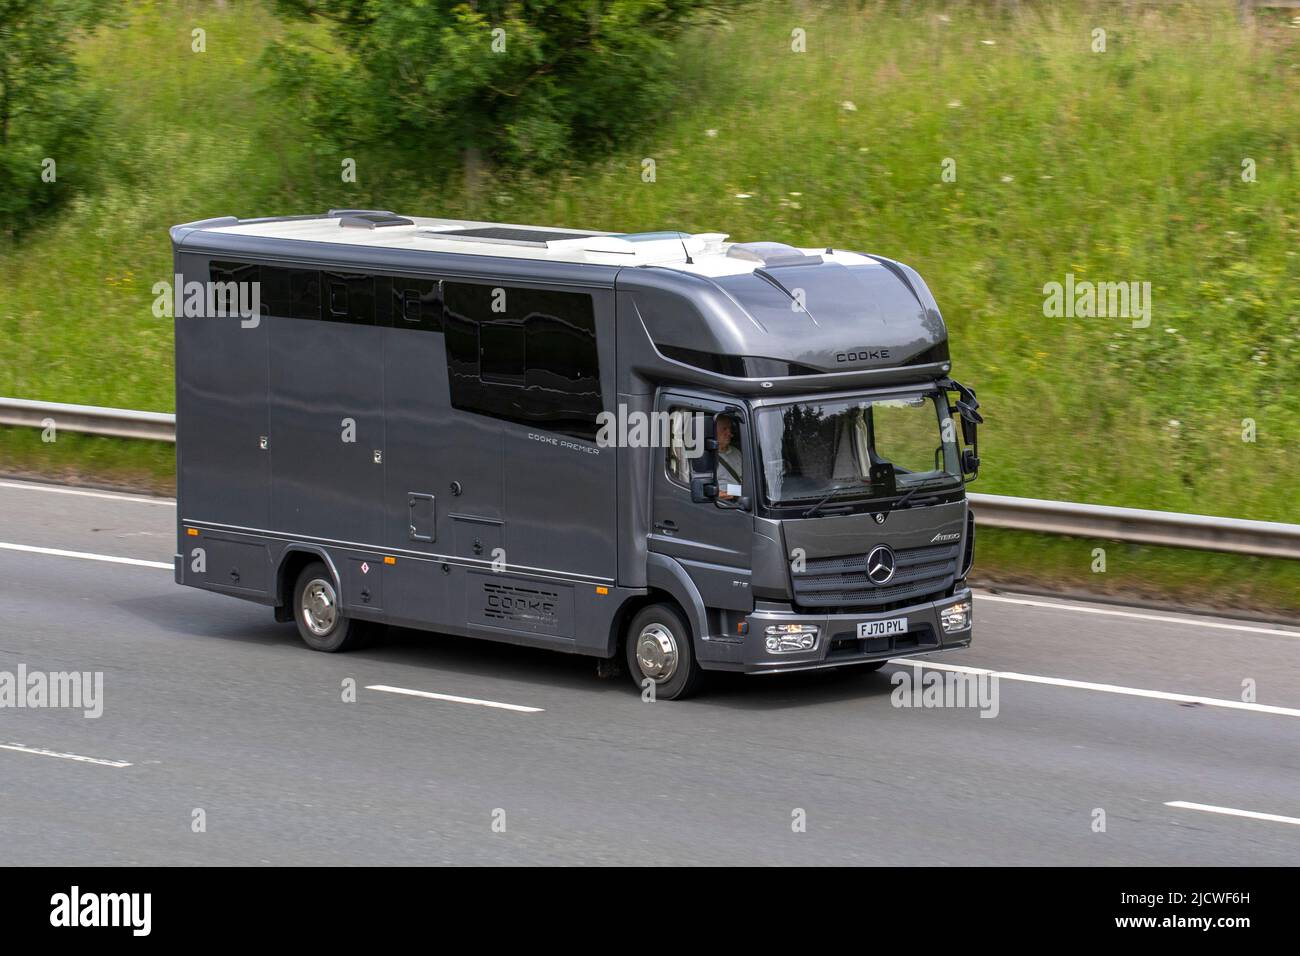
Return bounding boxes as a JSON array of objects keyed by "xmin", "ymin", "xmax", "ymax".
[
  {"xmin": 665, "ymin": 407, "xmax": 697, "ymax": 486},
  {"xmin": 713, "ymin": 412, "xmax": 745, "ymax": 500}
]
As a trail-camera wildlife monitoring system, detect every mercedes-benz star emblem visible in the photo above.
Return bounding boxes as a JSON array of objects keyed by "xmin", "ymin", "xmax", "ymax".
[
  {"xmin": 866, "ymin": 545, "xmax": 896, "ymax": 585},
  {"xmin": 872, "ymin": 512, "xmax": 886, "ymax": 524}
]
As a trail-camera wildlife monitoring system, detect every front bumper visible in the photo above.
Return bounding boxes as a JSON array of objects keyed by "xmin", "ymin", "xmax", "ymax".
[{"xmin": 736, "ymin": 588, "xmax": 972, "ymax": 674}]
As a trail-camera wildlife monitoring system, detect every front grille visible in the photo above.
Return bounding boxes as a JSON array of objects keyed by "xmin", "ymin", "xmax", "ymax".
[{"xmin": 792, "ymin": 543, "xmax": 959, "ymax": 613}]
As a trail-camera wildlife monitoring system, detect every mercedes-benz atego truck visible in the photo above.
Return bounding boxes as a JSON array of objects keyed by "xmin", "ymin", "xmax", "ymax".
[{"xmin": 171, "ymin": 210, "xmax": 984, "ymax": 698}]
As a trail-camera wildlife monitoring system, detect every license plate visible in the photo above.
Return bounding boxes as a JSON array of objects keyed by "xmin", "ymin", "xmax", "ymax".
[{"xmin": 858, "ymin": 617, "xmax": 907, "ymax": 639}]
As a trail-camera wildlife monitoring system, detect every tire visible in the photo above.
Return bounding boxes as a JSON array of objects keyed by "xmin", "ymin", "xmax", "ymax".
[
  {"xmin": 624, "ymin": 603, "xmax": 703, "ymax": 700},
  {"xmin": 292, "ymin": 561, "xmax": 370, "ymax": 652}
]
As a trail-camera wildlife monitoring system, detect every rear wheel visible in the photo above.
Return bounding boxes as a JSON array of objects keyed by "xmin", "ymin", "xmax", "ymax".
[
  {"xmin": 624, "ymin": 603, "xmax": 703, "ymax": 700},
  {"xmin": 292, "ymin": 561, "xmax": 370, "ymax": 652}
]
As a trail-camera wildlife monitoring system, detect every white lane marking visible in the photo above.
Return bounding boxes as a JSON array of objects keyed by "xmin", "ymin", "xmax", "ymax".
[
  {"xmin": 889, "ymin": 659, "xmax": 1300, "ymax": 719},
  {"xmin": 367, "ymin": 684, "xmax": 543, "ymax": 714},
  {"xmin": 1165, "ymin": 801, "xmax": 1300, "ymax": 827},
  {"xmin": 0, "ymin": 480, "xmax": 174, "ymax": 506},
  {"xmin": 0, "ymin": 541, "xmax": 171, "ymax": 570},
  {"xmin": 975, "ymin": 591, "xmax": 1300, "ymax": 639},
  {"xmin": 1, "ymin": 742, "xmax": 132, "ymax": 768}
]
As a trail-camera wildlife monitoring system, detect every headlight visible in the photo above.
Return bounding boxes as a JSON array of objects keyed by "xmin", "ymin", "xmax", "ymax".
[
  {"xmin": 941, "ymin": 600, "xmax": 972, "ymax": 633},
  {"xmin": 764, "ymin": 623, "xmax": 818, "ymax": 653}
]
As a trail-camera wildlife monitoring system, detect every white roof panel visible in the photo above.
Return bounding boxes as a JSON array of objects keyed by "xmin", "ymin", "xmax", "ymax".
[{"xmin": 203, "ymin": 213, "xmax": 879, "ymax": 276}]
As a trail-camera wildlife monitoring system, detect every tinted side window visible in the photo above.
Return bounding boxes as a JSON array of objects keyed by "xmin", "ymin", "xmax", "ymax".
[
  {"xmin": 254, "ymin": 266, "xmax": 320, "ymax": 320},
  {"xmin": 290, "ymin": 269, "xmax": 321, "ymax": 320},
  {"xmin": 210, "ymin": 266, "xmax": 451, "ymax": 330},
  {"xmin": 259, "ymin": 266, "xmax": 292, "ymax": 318},
  {"xmin": 208, "ymin": 261, "xmax": 262, "ymax": 320},
  {"xmin": 209, "ymin": 260, "xmax": 259, "ymax": 286},
  {"xmin": 479, "ymin": 317, "xmax": 525, "ymax": 386},
  {"xmin": 443, "ymin": 282, "xmax": 603, "ymax": 440}
]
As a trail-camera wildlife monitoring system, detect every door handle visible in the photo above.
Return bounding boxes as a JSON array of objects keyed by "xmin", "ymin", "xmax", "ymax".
[{"xmin": 654, "ymin": 520, "xmax": 678, "ymax": 534}]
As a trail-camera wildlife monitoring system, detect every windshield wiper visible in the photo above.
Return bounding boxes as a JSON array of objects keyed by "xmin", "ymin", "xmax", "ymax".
[
  {"xmin": 891, "ymin": 478, "xmax": 950, "ymax": 509},
  {"xmin": 891, "ymin": 485, "xmax": 926, "ymax": 509},
  {"xmin": 801, "ymin": 483, "xmax": 868, "ymax": 518}
]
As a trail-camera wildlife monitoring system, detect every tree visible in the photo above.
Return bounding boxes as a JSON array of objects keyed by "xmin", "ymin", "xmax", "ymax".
[
  {"xmin": 268, "ymin": 0, "xmax": 711, "ymax": 186},
  {"xmin": 0, "ymin": 0, "xmax": 106, "ymax": 232}
]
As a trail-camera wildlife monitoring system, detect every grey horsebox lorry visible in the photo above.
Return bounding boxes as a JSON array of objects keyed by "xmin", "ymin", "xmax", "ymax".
[{"xmin": 170, "ymin": 210, "xmax": 983, "ymax": 699}]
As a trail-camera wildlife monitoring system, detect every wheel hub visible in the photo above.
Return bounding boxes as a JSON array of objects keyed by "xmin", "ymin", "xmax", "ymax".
[
  {"xmin": 635, "ymin": 623, "xmax": 678, "ymax": 681},
  {"xmin": 302, "ymin": 579, "xmax": 338, "ymax": 636}
]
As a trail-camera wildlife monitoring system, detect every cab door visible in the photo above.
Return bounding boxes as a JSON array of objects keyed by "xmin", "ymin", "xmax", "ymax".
[{"xmin": 649, "ymin": 392, "xmax": 753, "ymax": 610}]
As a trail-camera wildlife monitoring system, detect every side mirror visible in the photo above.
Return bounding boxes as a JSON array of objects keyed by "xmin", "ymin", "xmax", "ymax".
[
  {"xmin": 955, "ymin": 397, "xmax": 983, "ymax": 423},
  {"xmin": 958, "ymin": 416, "xmax": 980, "ymax": 480},
  {"xmin": 690, "ymin": 476, "xmax": 718, "ymax": 503},
  {"xmin": 960, "ymin": 415, "xmax": 977, "ymax": 448},
  {"xmin": 942, "ymin": 379, "xmax": 983, "ymax": 482},
  {"xmin": 955, "ymin": 398, "xmax": 982, "ymax": 445},
  {"xmin": 699, "ymin": 413, "xmax": 718, "ymax": 462}
]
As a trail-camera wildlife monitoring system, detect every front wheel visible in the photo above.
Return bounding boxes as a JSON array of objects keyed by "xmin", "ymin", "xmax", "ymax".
[{"xmin": 624, "ymin": 603, "xmax": 703, "ymax": 700}]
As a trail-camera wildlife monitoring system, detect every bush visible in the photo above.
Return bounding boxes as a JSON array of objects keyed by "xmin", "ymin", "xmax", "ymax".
[
  {"xmin": 267, "ymin": 0, "xmax": 713, "ymax": 177},
  {"xmin": 0, "ymin": 0, "xmax": 106, "ymax": 233}
]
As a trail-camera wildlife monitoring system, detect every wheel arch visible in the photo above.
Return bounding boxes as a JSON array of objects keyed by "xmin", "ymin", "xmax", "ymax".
[
  {"xmin": 603, "ymin": 554, "xmax": 708, "ymax": 657},
  {"xmin": 274, "ymin": 546, "xmax": 340, "ymax": 622}
]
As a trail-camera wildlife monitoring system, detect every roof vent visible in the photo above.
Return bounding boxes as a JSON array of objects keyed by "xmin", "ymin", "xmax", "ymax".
[
  {"xmin": 336, "ymin": 211, "xmax": 415, "ymax": 229},
  {"xmin": 428, "ymin": 226, "xmax": 604, "ymax": 247},
  {"xmin": 727, "ymin": 241, "xmax": 822, "ymax": 267},
  {"xmin": 547, "ymin": 231, "xmax": 725, "ymax": 264}
]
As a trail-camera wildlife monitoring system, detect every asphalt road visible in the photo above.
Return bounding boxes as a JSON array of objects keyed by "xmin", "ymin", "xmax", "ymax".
[{"xmin": 1, "ymin": 477, "xmax": 1298, "ymax": 865}]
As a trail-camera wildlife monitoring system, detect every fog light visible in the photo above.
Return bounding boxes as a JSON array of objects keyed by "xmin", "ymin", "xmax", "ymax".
[
  {"xmin": 941, "ymin": 600, "xmax": 972, "ymax": 633},
  {"xmin": 764, "ymin": 623, "xmax": 818, "ymax": 653}
]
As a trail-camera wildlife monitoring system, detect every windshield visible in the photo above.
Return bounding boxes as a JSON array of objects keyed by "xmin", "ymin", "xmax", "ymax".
[{"xmin": 755, "ymin": 392, "xmax": 960, "ymax": 507}]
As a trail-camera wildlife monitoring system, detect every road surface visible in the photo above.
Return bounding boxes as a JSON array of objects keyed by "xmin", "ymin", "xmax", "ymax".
[{"xmin": 1, "ymin": 478, "xmax": 1297, "ymax": 865}]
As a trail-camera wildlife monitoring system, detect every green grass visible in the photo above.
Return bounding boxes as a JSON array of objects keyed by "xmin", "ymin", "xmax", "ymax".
[
  {"xmin": 0, "ymin": 0, "xmax": 1297, "ymax": 610},
  {"xmin": 975, "ymin": 527, "xmax": 1300, "ymax": 617},
  {"xmin": 0, "ymin": 428, "xmax": 175, "ymax": 490}
]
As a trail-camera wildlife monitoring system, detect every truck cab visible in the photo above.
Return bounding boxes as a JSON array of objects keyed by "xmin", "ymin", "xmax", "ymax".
[{"xmin": 612, "ymin": 236, "xmax": 982, "ymax": 695}]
